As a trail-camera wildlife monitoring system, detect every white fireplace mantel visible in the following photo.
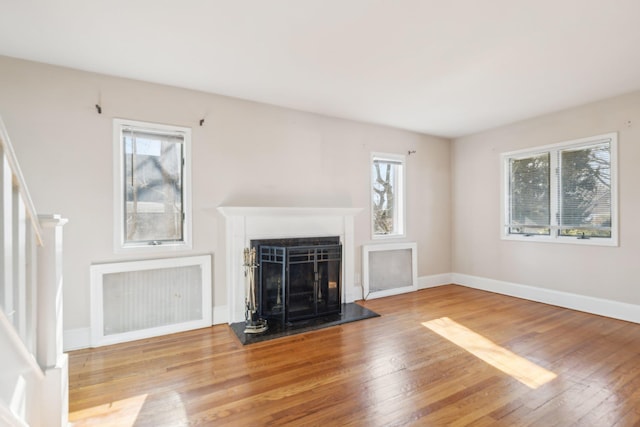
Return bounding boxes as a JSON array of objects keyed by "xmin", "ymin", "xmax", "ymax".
[
  {"xmin": 218, "ymin": 206, "xmax": 363, "ymax": 324},
  {"xmin": 218, "ymin": 206, "xmax": 362, "ymax": 217}
]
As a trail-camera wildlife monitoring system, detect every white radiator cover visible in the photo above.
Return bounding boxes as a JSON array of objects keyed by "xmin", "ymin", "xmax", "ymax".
[
  {"xmin": 90, "ymin": 255, "xmax": 211, "ymax": 347},
  {"xmin": 363, "ymin": 242, "xmax": 418, "ymax": 299}
]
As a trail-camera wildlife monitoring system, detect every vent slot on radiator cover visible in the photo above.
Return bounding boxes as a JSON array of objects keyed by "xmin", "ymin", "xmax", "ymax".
[
  {"xmin": 90, "ymin": 255, "xmax": 211, "ymax": 347},
  {"xmin": 362, "ymin": 242, "xmax": 417, "ymax": 299}
]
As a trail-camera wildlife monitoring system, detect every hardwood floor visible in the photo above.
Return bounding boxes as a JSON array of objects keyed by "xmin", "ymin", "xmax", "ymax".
[{"xmin": 68, "ymin": 285, "xmax": 640, "ymax": 426}]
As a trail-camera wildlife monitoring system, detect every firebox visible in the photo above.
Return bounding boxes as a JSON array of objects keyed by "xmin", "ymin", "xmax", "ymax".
[{"xmin": 251, "ymin": 237, "xmax": 342, "ymax": 324}]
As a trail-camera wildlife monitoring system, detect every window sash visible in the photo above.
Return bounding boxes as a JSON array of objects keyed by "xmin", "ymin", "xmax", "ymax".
[
  {"xmin": 507, "ymin": 152, "xmax": 550, "ymax": 236},
  {"xmin": 123, "ymin": 129, "xmax": 185, "ymax": 244},
  {"xmin": 558, "ymin": 143, "xmax": 611, "ymax": 238}
]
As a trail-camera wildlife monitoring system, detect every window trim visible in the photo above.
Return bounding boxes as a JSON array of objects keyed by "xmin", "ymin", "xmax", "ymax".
[
  {"xmin": 500, "ymin": 132, "xmax": 618, "ymax": 246},
  {"xmin": 113, "ymin": 118, "xmax": 193, "ymax": 253},
  {"xmin": 371, "ymin": 152, "xmax": 406, "ymax": 240}
]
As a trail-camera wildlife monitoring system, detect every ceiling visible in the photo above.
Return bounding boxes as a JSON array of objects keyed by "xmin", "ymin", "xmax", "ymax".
[{"xmin": 1, "ymin": 0, "xmax": 640, "ymax": 138}]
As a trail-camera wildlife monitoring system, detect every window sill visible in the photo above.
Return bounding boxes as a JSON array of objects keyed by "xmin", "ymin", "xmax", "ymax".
[
  {"xmin": 372, "ymin": 233, "xmax": 407, "ymax": 241},
  {"xmin": 115, "ymin": 241, "xmax": 193, "ymax": 254},
  {"xmin": 501, "ymin": 235, "xmax": 618, "ymax": 247}
]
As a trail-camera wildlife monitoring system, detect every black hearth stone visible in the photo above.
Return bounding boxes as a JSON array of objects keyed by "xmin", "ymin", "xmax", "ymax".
[{"xmin": 230, "ymin": 303, "xmax": 380, "ymax": 345}]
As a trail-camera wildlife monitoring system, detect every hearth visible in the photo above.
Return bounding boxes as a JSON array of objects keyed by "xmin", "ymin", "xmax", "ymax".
[
  {"xmin": 251, "ymin": 236, "xmax": 342, "ymax": 324},
  {"xmin": 230, "ymin": 302, "xmax": 380, "ymax": 345}
]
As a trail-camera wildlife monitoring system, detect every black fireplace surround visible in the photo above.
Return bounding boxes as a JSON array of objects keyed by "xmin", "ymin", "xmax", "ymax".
[{"xmin": 251, "ymin": 236, "xmax": 342, "ymax": 324}]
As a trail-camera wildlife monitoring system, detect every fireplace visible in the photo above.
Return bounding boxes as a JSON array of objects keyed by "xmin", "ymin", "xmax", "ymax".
[
  {"xmin": 217, "ymin": 206, "xmax": 362, "ymax": 324},
  {"xmin": 252, "ymin": 237, "xmax": 342, "ymax": 324}
]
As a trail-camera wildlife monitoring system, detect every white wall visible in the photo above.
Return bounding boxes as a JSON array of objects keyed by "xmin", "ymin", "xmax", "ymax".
[
  {"xmin": 0, "ymin": 55, "xmax": 451, "ymax": 343},
  {"xmin": 452, "ymin": 91, "xmax": 640, "ymax": 305}
]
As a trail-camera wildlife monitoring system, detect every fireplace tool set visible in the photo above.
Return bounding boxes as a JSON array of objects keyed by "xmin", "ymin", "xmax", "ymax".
[{"xmin": 243, "ymin": 248, "xmax": 268, "ymax": 334}]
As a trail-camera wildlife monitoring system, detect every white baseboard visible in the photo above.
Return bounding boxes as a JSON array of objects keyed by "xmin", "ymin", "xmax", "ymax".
[
  {"xmin": 419, "ymin": 273, "xmax": 453, "ymax": 290},
  {"xmin": 64, "ymin": 272, "xmax": 638, "ymax": 351},
  {"xmin": 363, "ymin": 272, "xmax": 446, "ymax": 300},
  {"xmin": 65, "ymin": 308, "xmax": 228, "ymax": 351},
  {"xmin": 452, "ymin": 273, "xmax": 640, "ymax": 324},
  {"xmin": 63, "ymin": 328, "xmax": 91, "ymax": 352},
  {"xmin": 64, "ymin": 312, "xmax": 225, "ymax": 352}
]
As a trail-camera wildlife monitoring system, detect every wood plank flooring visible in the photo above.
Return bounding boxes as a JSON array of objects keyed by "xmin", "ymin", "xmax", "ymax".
[{"xmin": 68, "ymin": 285, "xmax": 640, "ymax": 426}]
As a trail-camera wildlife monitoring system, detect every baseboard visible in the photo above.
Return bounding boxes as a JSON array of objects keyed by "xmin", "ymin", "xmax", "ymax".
[
  {"xmin": 64, "ymin": 309, "xmax": 228, "ymax": 351},
  {"xmin": 63, "ymin": 328, "xmax": 91, "ymax": 352},
  {"xmin": 419, "ymin": 273, "xmax": 453, "ymax": 290},
  {"xmin": 64, "ymin": 273, "xmax": 638, "ymax": 350},
  {"xmin": 451, "ymin": 273, "xmax": 640, "ymax": 324}
]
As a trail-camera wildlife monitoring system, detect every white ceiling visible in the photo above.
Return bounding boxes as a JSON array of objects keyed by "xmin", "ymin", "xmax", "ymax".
[{"xmin": 1, "ymin": 0, "xmax": 640, "ymax": 138}]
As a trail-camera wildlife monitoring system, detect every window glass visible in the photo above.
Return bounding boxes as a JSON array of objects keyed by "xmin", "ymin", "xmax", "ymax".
[
  {"xmin": 559, "ymin": 143, "xmax": 611, "ymax": 238},
  {"xmin": 508, "ymin": 153, "xmax": 550, "ymax": 235},
  {"xmin": 123, "ymin": 129, "xmax": 184, "ymax": 243},
  {"xmin": 372, "ymin": 153, "xmax": 405, "ymax": 238}
]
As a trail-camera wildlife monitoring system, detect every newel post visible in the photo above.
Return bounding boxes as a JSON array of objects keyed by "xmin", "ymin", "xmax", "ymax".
[{"xmin": 37, "ymin": 214, "xmax": 69, "ymax": 427}]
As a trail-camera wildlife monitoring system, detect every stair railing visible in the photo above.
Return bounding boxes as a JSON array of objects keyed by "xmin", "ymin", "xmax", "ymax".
[{"xmin": 0, "ymin": 116, "xmax": 68, "ymax": 427}]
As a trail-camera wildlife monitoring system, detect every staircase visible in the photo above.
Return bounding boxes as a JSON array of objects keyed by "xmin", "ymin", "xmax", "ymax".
[{"xmin": 0, "ymin": 117, "xmax": 68, "ymax": 426}]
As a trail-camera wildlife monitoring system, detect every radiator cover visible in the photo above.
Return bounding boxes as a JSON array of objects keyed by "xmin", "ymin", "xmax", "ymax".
[
  {"xmin": 90, "ymin": 255, "xmax": 211, "ymax": 347},
  {"xmin": 362, "ymin": 242, "xmax": 417, "ymax": 299}
]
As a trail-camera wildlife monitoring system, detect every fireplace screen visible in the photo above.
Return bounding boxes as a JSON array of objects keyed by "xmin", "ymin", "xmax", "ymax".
[{"xmin": 254, "ymin": 237, "xmax": 342, "ymax": 323}]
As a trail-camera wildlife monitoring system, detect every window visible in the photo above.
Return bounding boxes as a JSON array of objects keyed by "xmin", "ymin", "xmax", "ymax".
[
  {"xmin": 113, "ymin": 119, "xmax": 192, "ymax": 251},
  {"xmin": 371, "ymin": 152, "xmax": 405, "ymax": 238},
  {"xmin": 501, "ymin": 133, "xmax": 617, "ymax": 245}
]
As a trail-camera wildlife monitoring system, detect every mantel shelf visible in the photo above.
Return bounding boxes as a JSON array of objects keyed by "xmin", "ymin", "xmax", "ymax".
[{"xmin": 217, "ymin": 206, "xmax": 363, "ymax": 218}]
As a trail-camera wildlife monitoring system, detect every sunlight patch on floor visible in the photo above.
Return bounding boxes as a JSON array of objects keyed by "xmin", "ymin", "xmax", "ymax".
[
  {"xmin": 422, "ymin": 317, "xmax": 557, "ymax": 389},
  {"xmin": 69, "ymin": 393, "xmax": 148, "ymax": 426}
]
